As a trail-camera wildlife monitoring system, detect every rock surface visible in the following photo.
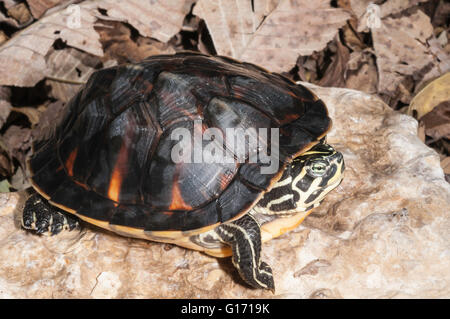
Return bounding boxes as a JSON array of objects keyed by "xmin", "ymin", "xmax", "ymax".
[{"xmin": 0, "ymin": 84, "xmax": 449, "ymax": 298}]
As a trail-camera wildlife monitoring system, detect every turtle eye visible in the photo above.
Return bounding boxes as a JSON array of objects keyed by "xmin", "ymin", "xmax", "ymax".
[{"xmin": 306, "ymin": 160, "xmax": 328, "ymax": 177}]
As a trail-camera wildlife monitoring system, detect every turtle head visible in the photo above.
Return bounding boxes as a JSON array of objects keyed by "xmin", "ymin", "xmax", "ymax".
[
  {"xmin": 289, "ymin": 142, "xmax": 345, "ymax": 211},
  {"xmin": 257, "ymin": 142, "xmax": 344, "ymax": 214}
]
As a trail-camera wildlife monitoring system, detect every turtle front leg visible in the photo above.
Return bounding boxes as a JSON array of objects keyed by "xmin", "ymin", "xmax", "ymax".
[
  {"xmin": 215, "ymin": 213, "xmax": 275, "ymax": 291},
  {"xmin": 22, "ymin": 192, "xmax": 79, "ymax": 236}
]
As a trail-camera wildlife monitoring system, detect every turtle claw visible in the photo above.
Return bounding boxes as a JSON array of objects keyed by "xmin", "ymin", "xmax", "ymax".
[
  {"xmin": 22, "ymin": 192, "xmax": 79, "ymax": 236},
  {"xmin": 259, "ymin": 261, "xmax": 275, "ymax": 293}
]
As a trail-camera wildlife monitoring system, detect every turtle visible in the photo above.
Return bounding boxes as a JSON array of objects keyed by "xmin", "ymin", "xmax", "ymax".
[{"xmin": 22, "ymin": 51, "xmax": 345, "ymax": 291}]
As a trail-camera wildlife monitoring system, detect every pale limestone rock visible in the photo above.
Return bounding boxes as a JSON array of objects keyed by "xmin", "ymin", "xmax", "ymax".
[{"xmin": 0, "ymin": 85, "xmax": 449, "ymax": 298}]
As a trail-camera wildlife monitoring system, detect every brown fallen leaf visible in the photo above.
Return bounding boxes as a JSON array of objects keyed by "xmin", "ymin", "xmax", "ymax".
[
  {"xmin": 196, "ymin": 20, "xmax": 217, "ymax": 55},
  {"xmin": 10, "ymin": 165, "xmax": 30, "ymax": 190},
  {"xmin": 194, "ymin": 0, "xmax": 278, "ymax": 57},
  {"xmin": 420, "ymin": 101, "xmax": 450, "ymax": 142},
  {"xmin": 0, "ymin": 8, "xmax": 20, "ymax": 28},
  {"xmin": 349, "ymin": 0, "xmax": 429, "ymax": 20},
  {"xmin": 296, "ymin": 35, "xmax": 350, "ymax": 87},
  {"xmin": 99, "ymin": 0, "xmax": 195, "ymax": 43},
  {"xmin": 414, "ymin": 37, "xmax": 450, "ymax": 95},
  {"xmin": 2, "ymin": 125, "xmax": 32, "ymax": 170},
  {"xmin": 0, "ymin": 0, "xmax": 192, "ymax": 87},
  {"xmin": 1, "ymin": 0, "xmax": 20, "ymax": 9},
  {"xmin": 95, "ymin": 20, "xmax": 175, "ymax": 65},
  {"xmin": 417, "ymin": 121, "xmax": 426, "ymax": 143},
  {"xmin": 436, "ymin": 30, "xmax": 448, "ymax": 47},
  {"xmin": 0, "ymin": 30, "xmax": 8, "ymax": 45},
  {"xmin": 371, "ymin": 10, "xmax": 438, "ymax": 102},
  {"xmin": 194, "ymin": 0, "xmax": 350, "ymax": 72},
  {"xmin": 408, "ymin": 72, "xmax": 450, "ymax": 119},
  {"xmin": 26, "ymin": 0, "xmax": 71, "ymax": 19},
  {"xmin": 441, "ymin": 157, "xmax": 450, "ymax": 175},
  {"xmin": 31, "ymin": 100, "xmax": 66, "ymax": 143},
  {"xmin": 0, "ymin": 147, "xmax": 13, "ymax": 178},
  {"xmin": 10, "ymin": 106, "xmax": 41, "ymax": 126},
  {"xmin": 429, "ymin": 1, "xmax": 450, "ymax": 28},
  {"xmin": 296, "ymin": 55, "xmax": 318, "ymax": 83},
  {"xmin": 0, "ymin": 4, "xmax": 101, "ymax": 87},
  {"xmin": 45, "ymin": 18, "xmax": 178, "ymax": 102},
  {"xmin": 318, "ymin": 36, "xmax": 350, "ymax": 88},
  {"xmin": 7, "ymin": 2, "xmax": 33, "ymax": 26},
  {"xmin": 0, "ymin": 86, "xmax": 11, "ymax": 128},
  {"xmin": 345, "ymin": 51, "xmax": 378, "ymax": 94},
  {"xmin": 341, "ymin": 22, "xmax": 366, "ymax": 52},
  {"xmin": 45, "ymin": 47, "xmax": 104, "ymax": 102}
]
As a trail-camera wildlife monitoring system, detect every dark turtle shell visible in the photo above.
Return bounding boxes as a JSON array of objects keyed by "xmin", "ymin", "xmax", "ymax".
[{"xmin": 29, "ymin": 52, "xmax": 331, "ymax": 235}]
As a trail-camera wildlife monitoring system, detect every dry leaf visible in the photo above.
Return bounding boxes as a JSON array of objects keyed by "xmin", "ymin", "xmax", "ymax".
[
  {"xmin": 1, "ymin": 0, "xmax": 20, "ymax": 10},
  {"xmin": 26, "ymin": 0, "xmax": 70, "ymax": 19},
  {"xmin": 371, "ymin": 10, "xmax": 436, "ymax": 100},
  {"xmin": 32, "ymin": 100, "xmax": 65, "ymax": 143},
  {"xmin": 0, "ymin": 9, "xmax": 20, "ymax": 28},
  {"xmin": 296, "ymin": 56, "xmax": 317, "ymax": 82},
  {"xmin": 0, "ymin": 147, "xmax": 13, "ymax": 178},
  {"xmin": 0, "ymin": 4, "xmax": 101, "ymax": 87},
  {"xmin": 0, "ymin": 86, "xmax": 11, "ymax": 127},
  {"xmin": 194, "ymin": 0, "xmax": 279, "ymax": 57},
  {"xmin": 342, "ymin": 23, "xmax": 365, "ymax": 52},
  {"xmin": 414, "ymin": 37, "xmax": 450, "ymax": 94},
  {"xmin": 7, "ymin": 2, "xmax": 33, "ymax": 26},
  {"xmin": 99, "ymin": 0, "xmax": 195, "ymax": 43},
  {"xmin": 47, "ymin": 17, "xmax": 177, "ymax": 102},
  {"xmin": 0, "ymin": 179, "xmax": 12, "ymax": 193},
  {"xmin": 45, "ymin": 47, "xmax": 103, "ymax": 102},
  {"xmin": 408, "ymin": 72, "xmax": 450, "ymax": 119},
  {"xmin": 345, "ymin": 51, "xmax": 378, "ymax": 94},
  {"xmin": 0, "ymin": 0, "xmax": 192, "ymax": 87},
  {"xmin": 3, "ymin": 125, "xmax": 32, "ymax": 170},
  {"xmin": 430, "ymin": 1, "xmax": 450, "ymax": 28},
  {"xmin": 10, "ymin": 165, "xmax": 30, "ymax": 190},
  {"xmin": 441, "ymin": 157, "xmax": 450, "ymax": 175},
  {"xmin": 318, "ymin": 36, "xmax": 350, "ymax": 87},
  {"xmin": 194, "ymin": 0, "xmax": 350, "ymax": 72},
  {"xmin": 436, "ymin": 30, "xmax": 448, "ymax": 47},
  {"xmin": 417, "ymin": 121, "xmax": 426, "ymax": 143},
  {"xmin": 196, "ymin": 20, "xmax": 216, "ymax": 55},
  {"xmin": 0, "ymin": 31, "xmax": 8, "ymax": 45},
  {"xmin": 420, "ymin": 101, "xmax": 450, "ymax": 141},
  {"xmin": 349, "ymin": 0, "xmax": 429, "ymax": 19},
  {"xmin": 95, "ymin": 20, "xmax": 175, "ymax": 65},
  {"xmin": 10, "ymin": 107, "xmax": 41, "ymax": 126}
]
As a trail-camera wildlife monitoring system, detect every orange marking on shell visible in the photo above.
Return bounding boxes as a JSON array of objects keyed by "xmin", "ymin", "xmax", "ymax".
[
  {"xmin": 173, "ymin": 102, "xmax": 196, "ymax": 119},
  {"xmin": 287, "ymin": 90, "xmax": 299, "ymax": 98},
  {"xmin": 73, "ymin": 179, "xmax": 89, "ymax": 191},
  {"xmin": 169, "ymin": 171, "xmax": 192, "ymax": 211},
  {"xmin": 65, "ymin": 148, "xmax": 78, "ymax": 177},
  {"xmin": 107, "ymin": 142, "xmax": 129, "ymax": 203},
  {"xmin": 283, "ymin": 113, "xmax": 300, "ymax": 122},
  {"xmin": 144, "ymin": 82, "xmax": 153, "ymax": 95},
  {"xmin": 218, "ymin": 172, "xmax": 232, "ymax": 191}
]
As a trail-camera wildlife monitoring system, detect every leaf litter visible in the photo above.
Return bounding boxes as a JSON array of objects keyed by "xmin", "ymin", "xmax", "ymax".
[{"xmin": 0, "ymin": 0, "xmax": 449, "ymax": 188}]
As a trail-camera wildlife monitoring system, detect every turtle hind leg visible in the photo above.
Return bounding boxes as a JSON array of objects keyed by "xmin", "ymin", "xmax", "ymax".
[
  {"xmin": 22, "ymin": 192, "xmax": 79, "ymax": 236},
  {"xmin": 215, "ymin": 213, "xmax": 275, "ymax": 291}
]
